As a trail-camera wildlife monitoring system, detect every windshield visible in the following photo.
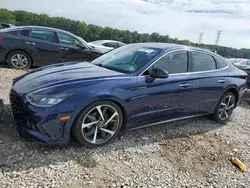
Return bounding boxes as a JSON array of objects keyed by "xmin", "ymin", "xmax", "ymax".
[{"xmin": 92, "ymin": 44, "xmax": 162, "ymax": 73}]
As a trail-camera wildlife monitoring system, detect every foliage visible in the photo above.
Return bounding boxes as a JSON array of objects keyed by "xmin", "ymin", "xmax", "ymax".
[{"xmin": 0, "ymin": 8, "xmax": 249, "ymax": 58}]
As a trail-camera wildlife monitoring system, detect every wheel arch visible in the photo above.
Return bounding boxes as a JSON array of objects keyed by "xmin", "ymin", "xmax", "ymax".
[
  {"xmin": 224, "ymin": 86, "xmax": 239, "ymax": 106},
  {"xmin": 5, "ymin": 49, "xmax": 34, "ymax": 66},
  {"xmin": 71, "ymin": 96, "xmax": 128, "ymax": 135}
]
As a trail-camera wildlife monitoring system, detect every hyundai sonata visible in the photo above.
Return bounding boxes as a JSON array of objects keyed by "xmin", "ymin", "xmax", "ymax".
[{"xmin": 10, "ymin": 43, "xmax": 248, "ymax": 147}]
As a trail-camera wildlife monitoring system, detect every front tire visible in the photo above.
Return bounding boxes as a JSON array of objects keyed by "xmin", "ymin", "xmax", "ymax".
[
  {"xmin": 7, "ymin": 50, "xmax": 32, "ymax": 69},
  {"xmin": 72, "ymin": 101, "xmax": 123, "ymax": 148},
  {"xmin": 212, "ymin": 92, "xmax": 236, "ymax": 124}
]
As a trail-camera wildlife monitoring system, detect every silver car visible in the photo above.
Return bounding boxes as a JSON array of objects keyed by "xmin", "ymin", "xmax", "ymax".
[{"xmin": 88, "ymin": 40, "xmax": 125, "ymax": 53}]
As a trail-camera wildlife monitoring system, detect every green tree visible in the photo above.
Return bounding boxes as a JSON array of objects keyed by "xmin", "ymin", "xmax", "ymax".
[{"xmin": 0, "ymin": 8, "xmax": 249, "ymax": 58}]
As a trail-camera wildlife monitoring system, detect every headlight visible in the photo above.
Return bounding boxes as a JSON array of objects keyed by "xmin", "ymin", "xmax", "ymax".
[{"xmin": 26, "ymin": 93, "xmax": 75, "ymax": 107}]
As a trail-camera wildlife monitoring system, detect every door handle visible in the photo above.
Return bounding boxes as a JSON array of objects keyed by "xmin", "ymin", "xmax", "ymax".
[
  {"xmin": 217, "ymin": 79, "xmax": 226, "ymax": 84},
  {"xmin": 25, "ymin": 41, "xmax": 36, "ymax": 45},
  {"xmin": 60, "ymin": 47, "xmax": 69, "ymax": 51},
  {"xmin": 179, "ymin": 83, "xmax": 190, "ymax": 88}
]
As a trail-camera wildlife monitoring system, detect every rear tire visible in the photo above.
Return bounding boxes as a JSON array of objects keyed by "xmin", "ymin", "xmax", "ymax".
[
  {"xmin": 7, "ymin": 50, "xmax": 32, "ymax": 69},
  {"xmin": 211, "ymin": 92, "xmax": 236, "ymax": 124},
  {"xmin": 72, "ymin": 101, "xmax": 123, "ymax": 148}
]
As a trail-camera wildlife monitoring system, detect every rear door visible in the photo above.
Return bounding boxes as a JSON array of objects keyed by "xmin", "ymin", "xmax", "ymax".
[
  {"xmin": 190, "ymin": 51, "xmax": 229, "ymax": 114},
  {"xmin": 26, "ymin": 29, "xmax": 61, "ymax": 66},
  {"xmin": 57, "ymin": 32, "xmax": 92, "ymax": 62}
]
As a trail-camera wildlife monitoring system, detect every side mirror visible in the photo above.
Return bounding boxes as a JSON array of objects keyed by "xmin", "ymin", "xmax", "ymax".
[
  {"xmin": 149, "ymin": 67, "xmax": 169, "ymax": 79},
  {"xmin": 77, "ymin": 43, "xmax": 86, "ymax": 49}
]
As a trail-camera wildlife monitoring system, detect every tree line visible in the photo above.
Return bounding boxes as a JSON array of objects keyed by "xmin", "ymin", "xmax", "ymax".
[{"xmin": 0, "ymin": 8, "xmax": 249, "ymax": 59}]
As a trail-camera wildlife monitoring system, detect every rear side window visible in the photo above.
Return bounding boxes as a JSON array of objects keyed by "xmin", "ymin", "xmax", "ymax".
[
  {"xmin": 214, "ymin": 56, "xmax": 227, "ymax": 69},
  {"xmin": 192, "ymin": 51, "xmax": 216, "ymax": 72},
  {"xmin": 31, "ymin": 30, "xmax": 57, "ymax": 43},
  {"xmin": 0, "ymin": 24, "xmax": 10, "ymax": 29},
  {"xmin": 19, "ymin": 29, "xmax": 30, "ymax": 37},
  {"xmin": 154, "ymin": 51, "xmax": 188, "ymax": 74}
]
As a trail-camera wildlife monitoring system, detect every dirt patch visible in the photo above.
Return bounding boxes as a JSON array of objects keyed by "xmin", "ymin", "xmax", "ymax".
[{"xmin": 159, "ymin": 133, "xmax": 235, "ymax": 180}]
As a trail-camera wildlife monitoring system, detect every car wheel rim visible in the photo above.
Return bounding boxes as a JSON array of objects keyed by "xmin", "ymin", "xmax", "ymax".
[
  {"xmin": 81, "ymin": 105, "xmax": 119, "ymax": 144},
  {"xmin": 218, "ymin": 95, "xmax": 235, "ymax": 120},
  {"xmin": 11, "ymin": 54, "xmax": 28, "ymax": 69}
]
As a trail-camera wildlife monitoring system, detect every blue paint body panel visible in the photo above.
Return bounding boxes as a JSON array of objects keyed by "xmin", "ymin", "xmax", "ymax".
[{"xmin": 9, "ymin": 43, "xmax": 248, "ymax": 145}]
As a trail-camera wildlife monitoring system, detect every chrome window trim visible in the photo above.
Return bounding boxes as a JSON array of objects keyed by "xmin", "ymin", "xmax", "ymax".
[{"xmin": 139, "ymin": 48, "xmax": 229, "ymax": 77}]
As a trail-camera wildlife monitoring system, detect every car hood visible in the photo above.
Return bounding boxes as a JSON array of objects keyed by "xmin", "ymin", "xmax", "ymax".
[
  {"xmin": 13, "ymin": 62, "xmax": 125, "ymax": 94},
  {"xmin": 89, "ymin": 45, "xmax": 105, "ymax": 54}
]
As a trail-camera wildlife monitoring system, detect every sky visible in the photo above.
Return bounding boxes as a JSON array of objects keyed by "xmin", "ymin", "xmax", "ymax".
[{"xmin": 1, "ymin": 0, "xmax": 250, "ymax": 49}]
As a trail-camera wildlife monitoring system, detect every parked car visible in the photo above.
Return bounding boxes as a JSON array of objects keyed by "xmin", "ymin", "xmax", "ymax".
[
  {"xmin": 0, "ymin": 22, "xmax": 15, "ymax": 30},
  {"xmin": 88, "ymin": 40, "xmax": 125, "ymax": 53},
  {"xmin": 10, "ymin": 43, "xmax": 248, "ymax": 148},
  {"xmin": 0, "ymin": 26, "xmax": 103, "ymax": 69},
  {"xmin": 228, "ymin": 59, "xmax": 250, "ymax": 88},
  {"xmin": 0, "ymin": 98, "xmax": 3, "ymax": 115}
]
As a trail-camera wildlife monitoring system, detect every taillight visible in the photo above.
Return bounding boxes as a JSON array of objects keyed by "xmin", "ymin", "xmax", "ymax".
[
  {"xmin": 244, "ymin": 75, "xmax": 248, "ymax": 80},
  {"xmin": 0, "ymin": 36, "xmax": 3, "ymax": 40}
]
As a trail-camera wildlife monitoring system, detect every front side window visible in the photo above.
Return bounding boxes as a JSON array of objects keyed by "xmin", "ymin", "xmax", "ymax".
[
  {"xmin": 58, "ymin": 33, "xmax": 80, "ymax": 45},
  {"xmin": 92, "ymin": 45, "xmax": 162, "ymax": 73},
  {"xmin": 192, "ymin": 51, "xmax": 216, "ymax": 72},
  {"xmin": 153, "ymin": 51, "xmax": 188, "ymax": 74},
  {"xmin": 30, "ymin": 30, "xmax": 56, "ymax": 43}
]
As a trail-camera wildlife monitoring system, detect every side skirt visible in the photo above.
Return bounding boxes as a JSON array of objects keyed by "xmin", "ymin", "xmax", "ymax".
[{"xmin": 128, "ymin": 113, "xmax": 211, "ymax": 131}]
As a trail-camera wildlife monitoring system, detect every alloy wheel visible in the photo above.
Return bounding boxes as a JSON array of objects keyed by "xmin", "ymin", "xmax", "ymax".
[
  {"xmin": 11, "ymin": 54, "xmax": 28, "ymax": 69},
  {"xmin": 81, "ymin": 105, "xmax": 119, "ymax": 144},
  {"xmin": 218, "ymin": 95, "xmax": 235, "ymax": 120}
]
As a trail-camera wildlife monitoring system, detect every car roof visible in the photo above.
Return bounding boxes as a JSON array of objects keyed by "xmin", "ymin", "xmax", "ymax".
[
  {"xmin": 126, "ymin": 42, "xmax": 213, "ymax": 52},
  {"xmin": 91, "ymin": 40, "xmax": 125, "ymax": 44},
  {"xmin": 10, "ymin": 25, "xmax": 76, "ymax": 36}
]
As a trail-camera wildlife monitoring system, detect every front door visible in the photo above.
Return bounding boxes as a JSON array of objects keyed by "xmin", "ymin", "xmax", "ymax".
[
  {"xmin": 58, "ymin": 32, "xmax": 92, "ymax": 62},
  {"xmin": 129, "ymin": 50, "xmax": 194, "ymax": 128}
]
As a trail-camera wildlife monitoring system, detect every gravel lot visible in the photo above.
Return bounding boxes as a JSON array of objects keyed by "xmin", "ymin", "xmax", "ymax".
[{"xmin": 0, "ymin": 67, "xmax": 250, "ymax": 188}]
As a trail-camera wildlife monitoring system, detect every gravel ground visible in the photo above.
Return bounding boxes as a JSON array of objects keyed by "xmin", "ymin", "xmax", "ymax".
[{"xmin": 0, "ymin": 67, "xmax": 250, "ymax": 188}]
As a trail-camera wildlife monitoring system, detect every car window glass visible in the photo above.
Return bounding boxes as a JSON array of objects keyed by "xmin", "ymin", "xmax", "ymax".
[
  {"xmin": 1, "ymin": 24, "xmax": 10, "ymax": 29},
  {"xmin": 214, "ymin": 56, "xmax": 227, "ymax": 69},
  {"xmin": 58, "ymin": 33, "xmax": 80, "ymax": 45},
  {"xmin": 103, "ymin": 42, "xmax": 117, "ymax": 48},
  {"xmin": 19, "ymin": 29, "xmax": 30, "ymax": 37},
  {"xmin": 246, "ymin": 60, "xmax": 250, "ymax": 65},
  {"xmin": 30, "ymin": 30, "xmax": 56, "ymax": 43},
  {"xmin": 153, "ymin": 51, "xmax": 188, "ymax": 74},
  {"xmin": 192, "ymin": 51, "xmax": 216, "ymax": 72},
  {"xmin": 92, "ymin": 45, "xmax": 161, "ymax": 73}
]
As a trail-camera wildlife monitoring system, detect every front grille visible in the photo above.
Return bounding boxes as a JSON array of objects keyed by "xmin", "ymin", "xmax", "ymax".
[
  {"xmin": 10, "ymin": 89, "xmax": 26, "ymax": 120},
  {"xmin": 10, "ymin": 89, "xmax": 50, "ymax": 137}
]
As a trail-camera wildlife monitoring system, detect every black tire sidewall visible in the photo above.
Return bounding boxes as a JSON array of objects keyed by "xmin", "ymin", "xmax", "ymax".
[
  {"xmin": 213, "ymin": 92, "xmax": 235, "ymax": 124},
  {"xmin": 72, "ymin": 100, "xmax": 123, "ymax": 148},
  {"xmin": 7, "ymin": 50, "xmax": 32, "ymax": 69}
]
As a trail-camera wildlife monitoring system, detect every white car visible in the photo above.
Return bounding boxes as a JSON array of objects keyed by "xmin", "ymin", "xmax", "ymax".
[{"xmin": 88, "ymin": 40, "xmax": 125, "ymax": 53}]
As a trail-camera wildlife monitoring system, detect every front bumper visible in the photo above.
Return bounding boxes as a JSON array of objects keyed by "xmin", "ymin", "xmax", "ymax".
[{"xmin": 10, "ymin": 90, "xmax": 76, "ymax": 145}]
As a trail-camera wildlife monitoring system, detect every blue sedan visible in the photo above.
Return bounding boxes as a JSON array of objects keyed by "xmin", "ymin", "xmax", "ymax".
[{"xmin": 10, "ymin": 43, "xmax": 248, "ymax": 147}]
